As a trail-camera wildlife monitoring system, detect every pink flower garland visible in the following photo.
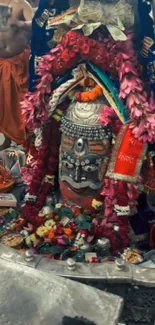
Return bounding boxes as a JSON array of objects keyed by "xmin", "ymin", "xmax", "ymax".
[
  {"xmin": 100, "ymin": 105, "xmax": 123, "ymax": 135},
  {"xmin": 22, "ymin": 30, "xmax": 155, "ymax": 143},
  {"xmin": 100, "ymin": 178, "xmax": 139, "ymax": 253}
]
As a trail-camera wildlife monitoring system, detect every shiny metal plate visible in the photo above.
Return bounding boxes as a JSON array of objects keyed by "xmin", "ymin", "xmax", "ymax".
[
  {"xmin": 0, "ymin": 257, "xmax": 123, "ymax": 325},
  {"xmin": 1, "ymin": 244, "xmax": 155, "ymax": 324}
]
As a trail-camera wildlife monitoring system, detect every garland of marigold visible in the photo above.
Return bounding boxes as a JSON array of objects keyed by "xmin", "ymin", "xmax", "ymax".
[{"xmin": 76, "ymin": 84, "xmax": 103, "ymax": 102}]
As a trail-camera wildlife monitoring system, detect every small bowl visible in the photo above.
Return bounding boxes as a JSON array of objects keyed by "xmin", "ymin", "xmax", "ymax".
[{"xmin": 0, "ymin": 233, "xmax": 24, "ymax": 249}]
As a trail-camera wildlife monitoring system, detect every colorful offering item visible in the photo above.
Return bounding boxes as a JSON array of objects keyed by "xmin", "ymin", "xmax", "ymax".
[
  {"xmin": 20, "ymin": 0, "xmax": 155, "ymax": 257},
  {"xmin": 122, "ymin": 248, "xmax": 144, "ymax": 264},
  {"xmin": 0, "ymin": 165, "xmax": 15, "ymax": 192},
  {"xmin": 0, "ymin": 205, "xmax": 110, "ymax": 261},
  {"xmin": 0, "ymin": 233, "xmax": 24, "ymax": 249}
]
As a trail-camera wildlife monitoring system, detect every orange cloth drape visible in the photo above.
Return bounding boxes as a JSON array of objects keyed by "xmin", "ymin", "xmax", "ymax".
[{"xmin": 0, "ymin": 49, "xmax": 30, "ymax": 144}]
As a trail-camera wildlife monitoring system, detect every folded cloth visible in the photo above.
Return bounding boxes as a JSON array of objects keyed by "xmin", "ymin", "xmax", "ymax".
[{"xmin": 0, "ymin": 48, "xmax": 30, "ymax": 144}]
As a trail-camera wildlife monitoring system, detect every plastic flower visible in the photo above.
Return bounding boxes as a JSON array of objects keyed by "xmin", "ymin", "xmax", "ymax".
[
  {"xmin": 64, "ymin": 228, "xmax": 73, "ymax": 236},
  {"xmin": 92, "ymin": 199, "xmax": 103, "ymax": 210},
  {"xmin": 100, "ymin": 105, "xmax": 120, "ymax": 127},
  {"xmin": 61, "ymin": 48, "xmax": 70, "ymax": 62},
  {"xmin": 119, "ymin": 61, "xmax": 138, "ymax": 81},
  {"xmin": 24, "ymin": 223, "xmax": 33, "ymax": 232},
  {"xmin": 26, "ymin": 234, "xmax": 38, "ymax": 247},
  {"xmin": 57, "ymin": 236, "xmax": 68, "ymax": 245},
  {"xmin": 21, "ymin": 167, "xmax": 33, "ymax": 186},
  {"xmin": 44, "ymin": 220, "xmax": 56, "ymax": 230},
  {"xmin": 36, "ymin": 226, "xmax": 48, "ymax": 238},
  {"xmin": 48, "ymin": 228, "xmax": 56, "ymax": 240}
]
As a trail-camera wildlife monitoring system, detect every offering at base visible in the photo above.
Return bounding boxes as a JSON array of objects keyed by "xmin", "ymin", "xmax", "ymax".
[
  {"xmin": 0, "ymin": 233, "xmax": 24, "ymax": 248},
  {"xmin": 122, "ymin": 248, "xmax": 144, "ymax": 264},
  {"xmin": 2, "ymin": 0, "xmax": 154, "ymax": 262}
]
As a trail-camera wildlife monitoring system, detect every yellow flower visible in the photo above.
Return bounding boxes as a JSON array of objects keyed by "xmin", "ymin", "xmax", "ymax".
[
  {"xmin": 26, "ymin": 234, "xmax": 37, "ymax": 247},
  {"xmin": 36, "ymin": 226, "xmax": 48, "ymax": 238},
  {"xmin": 92, "ymin": 199, "xmax": 103, "ymax": 210},
  {"xmin": 45, "ymin": 220, "xmax": 56, "ymax": 230}
]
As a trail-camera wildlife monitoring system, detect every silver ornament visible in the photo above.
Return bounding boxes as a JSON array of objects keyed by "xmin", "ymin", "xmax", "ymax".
[
  {"xmin": 80, "ymin": 243, "xmax": 91, "ymax": 252},
  {"xmin": 25, "ymin": 250, "xmax": 34, "ymax": 262},
  {"xmin": 67, "ymin": 258, "xmax": 76, "ymax": 271},
  {"xmin": 96, "ymin": 238, "xmax": 111, "ymax": 250}
]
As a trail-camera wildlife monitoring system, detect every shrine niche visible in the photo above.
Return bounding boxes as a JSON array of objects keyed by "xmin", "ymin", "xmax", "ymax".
[
  {"xmin": 0, "ymin": 0, "xmax": 155, "ymax": 281},
  {"xmin": 0, "ymin": 1, "xmax": 155, "ymax": 324}
]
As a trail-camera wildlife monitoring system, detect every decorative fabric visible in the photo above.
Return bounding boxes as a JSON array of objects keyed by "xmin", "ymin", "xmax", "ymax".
[
  {"xmin": 106, "ymin": 124, "xmax": 148, "ymax": 182},
  {"xmin": 138, "ymin": 0, "xmax": 155, "ymax": 178},
  {"xmin": 49, "ymin": 63, "xmax": 129, "ymax": 125},
  {"xmin": 29, "ymin": 0, "xmax": 70, "ymax": 91},
  {"xmin": 89, "ymin": 64, "xmax": 130, "ymax": 123},
  {"xmin": 138, "ymin": 0, "xmax": 155, "ymax": 94}
]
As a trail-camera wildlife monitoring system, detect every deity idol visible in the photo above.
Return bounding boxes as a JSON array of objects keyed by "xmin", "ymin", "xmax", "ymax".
[
  {"xmin": 59, "ymin": 94, "xmax": 112, "ymax": 210},
  {"xmin": 21, "ymin": 0, "xmax": 155, "ymax": 257}
]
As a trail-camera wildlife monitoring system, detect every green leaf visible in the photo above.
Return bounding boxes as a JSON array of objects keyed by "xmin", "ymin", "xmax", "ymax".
[
  {"xmin": 78, "ymin": 222, "xmax": 92, "ymax": 231},
  {"xmin": 48, "ymin": 246, "xmax": 65, "ymax": 255},
  {"xmin": 4, "ymin": 210, "xmax": 18, "ymax": 223}
]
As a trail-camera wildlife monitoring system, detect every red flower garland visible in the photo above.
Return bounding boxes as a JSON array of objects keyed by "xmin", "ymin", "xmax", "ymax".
[{"xmin": 23, "ymin": 114, "xmax": 62, "ymax": 227}]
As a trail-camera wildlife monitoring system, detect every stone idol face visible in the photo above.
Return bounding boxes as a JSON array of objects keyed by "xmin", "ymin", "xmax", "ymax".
[{"xmin": 59, "ymin": 100, "xmax": 112, "ymax": 209}]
